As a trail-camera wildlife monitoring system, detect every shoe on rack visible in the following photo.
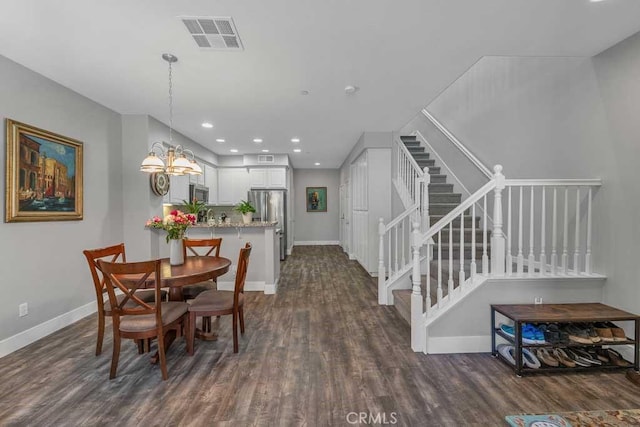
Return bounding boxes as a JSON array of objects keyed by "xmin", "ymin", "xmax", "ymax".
[
  {"xmin": 522, "ymin": 348, "xmax": 541, "ymax": 369},
  {"xmin": 553, "ymin": 348, "xmax": 576, "ymax": 368},
  {"xmin": 607, "ymin": 348, "xmax": 632, "ymax": 367},
  {"xmin": 565, "ymin": 348, "xmax": 592, "ymax": 367},
  {"xmin": 499, "ymin": 324, "xmax": 539, "ymax": 344},
  {"xmin": 594, "ymin": 326, "xmax": 616, "ymax": 343},
  {"xmin": 572, "ymin": 348, "xmax": 602, "ymax": 365},
  {"xmin": 595, "ymin": 348, "xmax": 611, "ymax": 364},
  {"xmin": 564, "ymin": 325, "xmax": 594, "ymax": 345},
  {"xmin": 524, "ymin": 323, "xmax": 546, "ymax": 344},
  {"xmin": 603, "ymin": 322, "xmax": 629, "ymax": 342},
  {"xmin": 535, "ymin": 348, "xmax": 559, "ymax": 367},
  {"xmin": 581, "ymin": 323, "xmax": 602, "ymax": 343},
  {"xmin": 497, "ymin": 344, "xmax": 516, "ymax": 366}
]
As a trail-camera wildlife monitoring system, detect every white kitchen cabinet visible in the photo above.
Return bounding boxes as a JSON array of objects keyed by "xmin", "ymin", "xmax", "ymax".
[
  {"xmin": 218, "ymin": 168, "xmax": 250, "ymax": 205},
  {"xmin": 163, "ymin": 173, "xmax": 190, "ymax": 205},
  {"xmin": 204, "ymin": 164, "xmax": 217, "ymax": 205},
  {"xmin": 249, "ymin": 168, "xmax": 287, "ymax": 189}
]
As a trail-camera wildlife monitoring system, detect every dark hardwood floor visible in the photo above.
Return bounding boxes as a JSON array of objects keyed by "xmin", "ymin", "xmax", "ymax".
[{"xmin": 1, "ymin": 245, "xmax": 639, "ymax": 426}]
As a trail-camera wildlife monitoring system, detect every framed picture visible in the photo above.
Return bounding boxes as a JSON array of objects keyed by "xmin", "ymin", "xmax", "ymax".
[
  {"xmin": 306, "ymin": 186, "xmax": 327, "ymax": 212},
  {"xmin": 5, "ymin": 119, "xmax": 83, "ymax": 222}
]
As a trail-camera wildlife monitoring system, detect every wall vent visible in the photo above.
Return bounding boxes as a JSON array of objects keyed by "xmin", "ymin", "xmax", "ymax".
[
  {"xmin": 257, "ymin": 155, "xmax": 275, "ymax": 164},
  {"xmin": 179, "ymin": 16, "xmax": 244, "ymax": 51}
]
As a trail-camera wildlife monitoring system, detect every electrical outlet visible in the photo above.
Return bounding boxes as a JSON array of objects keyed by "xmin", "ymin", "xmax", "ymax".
[
  {"xmin": 534, "ymin": 297, "xmax": 543, "ymax": 305},
  {"xmin": 19, "ymin": 303, "xmax": 28, "ymax": 317}
]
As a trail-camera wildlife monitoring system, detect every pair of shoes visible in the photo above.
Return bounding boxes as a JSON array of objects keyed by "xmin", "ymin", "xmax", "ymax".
[
  {"xmin": 497, "ymin": 344, "xmax": 541, "ymax": 369},
  {"xmin": 607, "ymin": 348, "xmax": 631, "ymax": 366},
  {"xmin": 552, "ymin": 348, "xmax": 576, "ymax": 368},
  {"xmin": 626, "ymin": 370, "xmax": 640, "ymax": 387},
  {"xmin": 564, "ymin": 324, "xmax": 594, "ymax": 345},
  {"xmin": 534, "ymin": 348, "xmax": 559, "ymax": 367},
  {"xmin": 523, "ymin": 323, "xmax": 546, "ymax": 344},
  {"xmin": 539, "ymin": 323, "xmax": 570, "ymax": 345},
  {"xmin": 601, "ymin": 322, "xmax": 628, "ymax": 341},
  {"xmin": 567, "ymin": 348, "xmax": 602, "ymax": 366},
  {"xmin": 500, "ymin": 324, "xmax": 540, "ymax": 344}
]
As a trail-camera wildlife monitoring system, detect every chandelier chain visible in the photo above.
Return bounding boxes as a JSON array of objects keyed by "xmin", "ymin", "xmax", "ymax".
[{"xmin": 168, "ymin": 59, "xmax": 173, "ymax": 145}]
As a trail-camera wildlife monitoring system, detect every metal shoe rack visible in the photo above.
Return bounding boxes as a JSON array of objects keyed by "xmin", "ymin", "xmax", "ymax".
[{"xmin": 491, "ymin": 303, "xmax": 640, "ymax": 376}]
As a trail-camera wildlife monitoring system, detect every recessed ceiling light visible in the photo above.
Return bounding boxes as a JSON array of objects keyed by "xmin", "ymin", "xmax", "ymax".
[
  {"xmin": 230, "ymin": 149, "xmax": 238, "ymax": 153},
  {"xmin": 300, "ymin": 90, "xmax": 310, "ymax": 96},
  {"xmin": 291, "ymin": 138, "xmax": 300, "ymax": 143},
  {"xmin": 314, "ymin": 162, "xmax": 320, "ymax": 166},
  {"xmin": 590, "ymin": 0, "xmax": 606, "ymax": 2},
  {"xmin": 253, "ymin": 138, "xmax": 263, "ymax": 143},
  {"xmin": 344, "ymin": 85, "xmax": 359, "ymax": 94},
  {"xmin": 293, "ymin": 148, "xmax": 302, "ymax": 153},
  {"xmin": 201, "ymin": 122, "xmax": 214, "ymax": 128},
  {"xmin": 216, "ymin": 138, "xmax": 225, "ymax": 143},
  {"xmin": 261, "ymin": 149, "xmax": 269, "ymax": 153}
]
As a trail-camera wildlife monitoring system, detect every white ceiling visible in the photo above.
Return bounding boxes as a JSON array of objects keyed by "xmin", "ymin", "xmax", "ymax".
[{"xmin": 0, "ymin": 1, "xmax": 639, "ymax": 168}]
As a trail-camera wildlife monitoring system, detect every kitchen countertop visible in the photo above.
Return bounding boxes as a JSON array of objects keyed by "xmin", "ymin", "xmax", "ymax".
[{"xmin": 190, "ymin": 221, "xmax": 277, "ymax": 228}]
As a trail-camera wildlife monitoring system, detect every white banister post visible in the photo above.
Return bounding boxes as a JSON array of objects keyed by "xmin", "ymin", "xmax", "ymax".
[
  {"xmin": 422, "ymin": 167, "xmax": 430, "ymax": 233},
  {"xmin": 585, "ymin": 187, "xmax": 593, "ymax": 275},
  {"xmin": 411, "ymin": 222, "xmax": 425, "ymax": 352},
  {"xmin": 491, "ymin": 165, "xmax": 506, "ymax": 276},
  {"xmin": 378, "ymin": 218, "xmax": 386, "ymax": 305}
]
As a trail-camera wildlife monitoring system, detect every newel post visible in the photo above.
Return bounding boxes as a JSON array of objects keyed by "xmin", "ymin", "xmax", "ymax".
[
  {"xmin": 378, "ymin": 218, "xmax": 386, "ymax": 305},
  {"xmin": 411, "ymin": 222, "xmax": 425, "ymax": 352},
  {"xmin": 490, "ymin": 165, "xmax": 506, "ymax": 276}
]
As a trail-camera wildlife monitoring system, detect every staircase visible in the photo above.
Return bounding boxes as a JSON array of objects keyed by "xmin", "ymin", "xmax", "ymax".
[{"xmin": 392, "ymin": 136, "xmax": 489, "ymax": 324}]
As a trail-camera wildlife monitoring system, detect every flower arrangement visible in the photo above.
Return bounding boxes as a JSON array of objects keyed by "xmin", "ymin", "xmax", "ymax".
[{"xmin": 146, "ymin": 210, "xmax": 196, "ymax": 242}]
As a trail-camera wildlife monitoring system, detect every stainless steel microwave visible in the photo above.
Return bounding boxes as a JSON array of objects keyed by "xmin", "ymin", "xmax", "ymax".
[{"xmin": 189, "ymin": 184, "xmax": 209, "ymax": 204}]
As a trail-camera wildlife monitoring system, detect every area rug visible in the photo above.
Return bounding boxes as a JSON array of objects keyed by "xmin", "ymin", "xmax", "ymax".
[{"xmin": 505, "ymin": 409, "xmax": 640, "ymax": 426}]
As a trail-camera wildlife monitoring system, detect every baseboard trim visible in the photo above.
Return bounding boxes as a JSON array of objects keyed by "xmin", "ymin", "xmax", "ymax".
[
  {"xmin": 218, "ymin": 280, "xmax": 266, "ymax": 292},
  {"xmin": 294, "ymin": 241, "xmax": 340, "ymax": 246},
  {"xmin": 264, "ymin": 277, "xmax": 279, "ymax": 295},
  {"xmin": 426, "ymin": 335, "xmax": 491, "ymax": 354},
  {"xmin": 0, "ymin": 301, "xmax": 96, "ymax": 359}
]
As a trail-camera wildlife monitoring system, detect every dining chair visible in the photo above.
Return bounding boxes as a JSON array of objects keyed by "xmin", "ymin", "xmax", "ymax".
[
  {"xmin": 83, "ymin": 244, "xmax": 165, "ymax": 356},
  {"xmin": 181, "ymin": 237, "xmax": 223, "ymax": 301},
  {"xmin": 187, "ymin": 242, "xmax": 252, "ymax": 355},
  {"xmin": 97, "ymin": 258, "xmax": 189, "ymax": 380}
]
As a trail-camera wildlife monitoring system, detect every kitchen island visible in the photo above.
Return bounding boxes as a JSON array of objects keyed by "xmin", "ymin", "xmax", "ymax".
[{"xmin": 183, "ymin": 221, "xmax": 280, "ymax": 294}]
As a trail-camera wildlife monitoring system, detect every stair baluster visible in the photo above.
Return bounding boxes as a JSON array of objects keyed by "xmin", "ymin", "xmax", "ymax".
[
  {"xmin": 517, "ymin": 186, "xmax": 524, "ymax": 275},
  {"xmin": 482, "ymin": 195, "xmax": 488, "ymax": 274},
  {"xmin": 506, "ymin": 186, "xmax": 513, "ymax": 276},
  {"xmin": 471, "ymin": 202, "xmax": 477, "ymax": 279},
  {"xmin": 562, "ymin": 187, "xmax": 569, "ymax": 275},
  {"xmin": 459, "ymin": 210, "xmax": 465, "ymax": 286},
  {"xmin": 448, "ymin": 223, "xmax": 454, "ymax": 297},
  {"xmin": 585, "ymin": 187, "xmax": 593, "ymax": 275},
  {"xmin": 437, "ymin": 230, "xmax": 442, "ymax": 307},
  {"xmin": 573, "ymin": 187, "xmax": 581, "ymax": 274},
  {"xmin": 551, "ymin": 187, "xmax": 558, "ymax": 274},
  {"xmin": 378, "ymin": 218, "xmax": 385, "ymax": 305},
  {"xmin": 528, "ymin": 186, "xmax": 535, "ymax": 277},
  {"xmin": 540, "ymin": 186, "xmax": 547, "ymax": 276}
]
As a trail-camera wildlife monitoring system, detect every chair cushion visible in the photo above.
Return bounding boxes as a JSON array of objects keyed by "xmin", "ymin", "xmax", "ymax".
[
  {"xmin": 103, "ymin": 289, "xmax": 164, "ymax": 312},
  {"xmin": 119, "ymin": 302, "xmax": 188, "ymax": 333},
  {"xmin": 181, "ymin": 282, "xmax": 215, "ymax": 300},
  {"xmin": 188, "ymin": 290, "xmax": 243, "ymax": 313}
]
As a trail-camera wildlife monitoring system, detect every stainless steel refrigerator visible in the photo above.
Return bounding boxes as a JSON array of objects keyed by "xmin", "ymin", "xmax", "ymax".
[{"xmin": 248, "ymin": 189, "xmax": 287, "ymax": 260}]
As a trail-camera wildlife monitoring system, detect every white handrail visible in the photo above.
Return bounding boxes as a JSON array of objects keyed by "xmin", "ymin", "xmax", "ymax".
[
  {"xmin": 505, "ymin": 179, "xmax": 602, "ymax": 187},
  {"xmin": 421, "ymin": 109, "xmax": 492, "ymax": 179},
  {"xmin": 384, "ymin": 203, "xmax": 419, "ymax": 232},
  {"xmin": 396, "ymin": 137, "xmax": 424, "ymax": 178}
]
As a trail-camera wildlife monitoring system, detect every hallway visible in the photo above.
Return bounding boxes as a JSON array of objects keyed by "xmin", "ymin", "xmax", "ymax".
[{"xmin": 1, "ymin": 246, "xmax": 639, "ymax": 426}]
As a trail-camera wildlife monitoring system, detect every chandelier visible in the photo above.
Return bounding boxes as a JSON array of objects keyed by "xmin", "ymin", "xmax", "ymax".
[{"xmin": 140, "ymin": 54, "xmax": 202, "ymax": 176}]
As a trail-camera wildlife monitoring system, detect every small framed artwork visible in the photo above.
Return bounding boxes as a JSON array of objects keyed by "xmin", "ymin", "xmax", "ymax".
[
  {"xmin": 306, "ymin": 186, "xmax": 327, "ymax": 212},
  {"xmin": 5, "ymin": 119, "xmax": 83, "ymax": 222}
]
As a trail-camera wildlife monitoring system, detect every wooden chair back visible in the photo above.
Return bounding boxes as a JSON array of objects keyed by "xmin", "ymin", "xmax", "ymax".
[
  {"xmin": 183, "ymin": 237, "xmax": 222, "ymax": 258},
  {"xmin": 83, "ymin": 244, "xmax": 126, "ymax": 306},
  {"xmin": 97, "ymin": 259, "xmax": 163, "ymax": 319},
  {"xmin": 234, "ymin": 243, "xmax": 252, "ymax": 305}
]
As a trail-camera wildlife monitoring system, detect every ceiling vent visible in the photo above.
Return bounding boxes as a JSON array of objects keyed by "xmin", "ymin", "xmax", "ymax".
[
  {"xmin": 180, "ymin": 16, "xmax": 244, "ymax": 51},
  {"xmin": 257, "ymin": 155, "xmax": 275, "ymax": 164}
]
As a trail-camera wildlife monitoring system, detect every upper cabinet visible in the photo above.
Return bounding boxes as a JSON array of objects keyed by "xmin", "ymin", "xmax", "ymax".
[
  {"xmin": 249, "ymin": 168, "xmax": 287, "ymax": 189},
  {"xmin": 203, "ymin": 164, "xmax": 217, "ymax": 205},
  {"xmin": 218, "ymin": 168, "xmax": 250, "ymax": 205}
]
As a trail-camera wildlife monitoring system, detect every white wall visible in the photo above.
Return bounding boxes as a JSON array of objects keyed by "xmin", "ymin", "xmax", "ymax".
[
  {"xmin": 293, "ymin": 169, "xmax": 340, "ymax": 244},
  {"xmin": 592, "ymin": 30, "xmax": 640, "ymax": 316},
  {"xmin": 0, "ymin": 55, "xmax": 123, "ymax": 342}
]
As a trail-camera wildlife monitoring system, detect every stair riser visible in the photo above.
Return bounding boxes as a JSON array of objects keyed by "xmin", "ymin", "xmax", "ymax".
[
  {"xmin": 429, "ymin": 205, "xmax": 470, "ymax": 216},
  {"xmin": 425, "ymin": 166, "xmax": 441, "ymax": 175},
  {"xmin": 401, "ymin": 136, "xmax": 418, "ymax": 143},
  {"xmin": 429, "ymin": 193, "xmax": 461, "ymax": 204},
  {"xmin": 415, "ymin": 159, "xmax": 435, "ymax": 166},
  {"xmin": 429, "ymin": 175, "xmax": 447, "ymax": 184},
  {"xmin": 407, "ymin": 147, "xmax": 426, "ymax": 155},
  {"xmin": 428, "ymin": 184, "xmax": 453, "ymax": 193}
]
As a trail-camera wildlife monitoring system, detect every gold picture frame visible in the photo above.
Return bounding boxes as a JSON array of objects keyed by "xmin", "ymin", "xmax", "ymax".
[{"xmin": 5, "ymin": 119, "xmax": 83, "ymax": 222}]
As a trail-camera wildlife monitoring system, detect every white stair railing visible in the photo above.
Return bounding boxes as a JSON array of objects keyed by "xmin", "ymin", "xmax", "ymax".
[
  {"xmin": 408, "ymin": 165, "xmax": 602, "ymax": 352},
  {"xmin": 394, "ymin": 138, "xmax": 425, "ymax": 208}
]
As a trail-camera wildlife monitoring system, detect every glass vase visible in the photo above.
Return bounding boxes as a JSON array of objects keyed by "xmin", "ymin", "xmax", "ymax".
[{"xmin": 169, "ymin": 238, "xmax": 184, "ymax": 266}]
